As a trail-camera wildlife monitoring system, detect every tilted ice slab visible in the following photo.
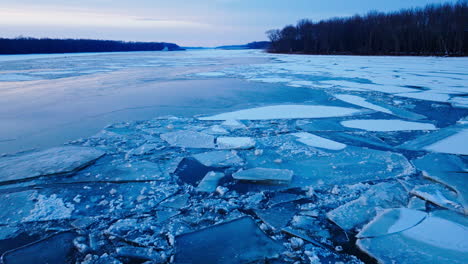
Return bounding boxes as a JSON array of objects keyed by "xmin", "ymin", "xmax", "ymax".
[
  {"xmin": 232, "ymin": 168, "xmax": 293, "ymax": 184},
  {"xmin": 341, "ymin": 119, "xmax": 436, "ymax": 131},
  {"xmin": 197, "ymin": 171, "xmax": 225, "ymax": 193},
  {"xmin": 0, "ymin": 146, "xmax": 105, "ymax": 184},
  {"xmin": 199, "ymin": 105, "xmax": 362, "ymax": 121},
  {"xmin": 413, "ymin": 153, "xmax": 467, "ymax": 213},
  {"xmin": 175, "ymin": 216, "xmax": 283, "ymax": 264},
  {"xmin": 411, "ymin": 184, "xmax": 465, "ymax": 215},
  {"xmin": 399, "ymin": 125, "xmax": 468, "ymax": 155},
  {"xmin": 160, "ymin": 130, "xmax": 215, "ymax": 148},
  {"xmin": 327, "ymin": 182, "xmax": 408, "ymax": 231},
  {"xmin": 292, "ymin": 132, "xmax": 346, "ymax": 150},
  {"xmin": 357, "ymin": 208, "xmax": 468, "ymax": 264}
]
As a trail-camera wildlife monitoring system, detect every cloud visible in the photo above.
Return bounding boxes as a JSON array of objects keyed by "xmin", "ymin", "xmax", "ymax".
[{"xmin": 0, "ymin": 8, "xmax": 211, "ymax": 29}]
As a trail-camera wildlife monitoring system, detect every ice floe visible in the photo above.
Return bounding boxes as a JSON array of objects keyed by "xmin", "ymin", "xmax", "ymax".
[
  {"xmin": 200, "ymin": 104, "xmax": 362, "ymax": 120},
  {"xmin": 292, "ymin": 132, "xmax": 346, "ymax": 150},
  {"xmin": 341, "ymin": 119, "xmax": 436, "ymax": 131}
]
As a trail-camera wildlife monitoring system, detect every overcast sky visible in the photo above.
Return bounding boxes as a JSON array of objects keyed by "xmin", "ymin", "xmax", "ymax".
[{"xmin": 0, "ymin": 0, "xmax": 457, "ymax": 47}]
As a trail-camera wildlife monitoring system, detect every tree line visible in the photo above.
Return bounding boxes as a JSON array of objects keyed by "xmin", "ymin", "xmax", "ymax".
[
  {"xmin": 0, "ymin": 38, "xmax": 183, "ymax": 54},
  {"xmin": 267, "ymin": 1, "xmax": 468, "ymax": 56}
]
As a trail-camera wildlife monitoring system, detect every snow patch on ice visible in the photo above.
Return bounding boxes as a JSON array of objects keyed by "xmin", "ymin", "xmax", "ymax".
[{"xmin": 341, "ymin": 119, "xmax": 436, "ymax": 131}]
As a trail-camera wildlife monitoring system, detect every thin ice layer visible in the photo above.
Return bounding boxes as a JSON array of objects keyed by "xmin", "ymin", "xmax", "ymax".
[{"xmin": 175, "ymin": 216, "xmax": 283, "ymax": 264}]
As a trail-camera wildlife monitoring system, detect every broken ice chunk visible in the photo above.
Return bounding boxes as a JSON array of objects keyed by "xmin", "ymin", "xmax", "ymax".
[
  {"xmin": 115, "ymin": 246, "xmax": 163, "ymax": 262},
  {"xmin": 160, "ymin": 130, "xmax": 215, "ymax": 148},
  {"xmin": 1, "ymin": 232, "xmax": 76, "ymax": 264},
  {"xmin": 0, "ymin": 146, "xmax": 105, "ymax": 184},
  {"xmin": 220, "ymin": 119, "xmax": 247, "ymax": 130},
  {"xmin": 216, "ymin": 137, "xmax": 255, "ymax": 149},
  {"xmin": 254, "ymin": 202, "xmax": 297, "ymax": 229},
  {"xmin": 199, "ymin": 105, "xmax": 362, "ymax": 120},
  {"xmin": 326, "ymin": 182, "xmax": 408, "ymax": 231},
  {"xmin": 232, "ymin": 168, "xmax": 293, "ymax": 184},
  {"xmin": 412, "ymin": 153, "xmax": 467, "ymax": 213},
  {"xmin": 341, "ymin": 119, "xmax": 436, "ymax": 131},
  {"xmin": 22, "ymin": 194, "xmax": 75, "ymax": 222},
  {"xmin": 202, "ymin": 125, "xmax": 229, "ymax": 135},
  {"xmin": 174, "ymin": 216, "xmax": 283, "ymax": 264},
  {"xmin": 357, "ymin": 208, "xmax": 468, "ymax": 264},
  {"xmin": 411, "ymin": 184, "xmax": 465, "ymax": 214},
  {"xmin": 192, "ymin": 150, "xmax": 243, "ymax": 167},
  {"xmin": 160, "ymin": 194, "xmax": 189, "ymax": 209},
  {"xmin": 197, "ymin": 171, "xmax": 225, "ymax": 193},
  {"xmin": 292, "ymin": 132, "xmax": 346, "ymax": 150}
]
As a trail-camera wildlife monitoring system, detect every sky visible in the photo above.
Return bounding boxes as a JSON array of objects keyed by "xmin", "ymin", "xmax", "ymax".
[{"xmin": 0, "ymin": 0, "xmax": 458, "ymax": 47}]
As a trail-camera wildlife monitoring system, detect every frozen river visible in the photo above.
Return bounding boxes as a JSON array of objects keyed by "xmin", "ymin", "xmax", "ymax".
[
  {"xmin": 0, "ymin": 49, "xmax": 467, "ymax": 264},
  {"xmin": 1, "ymin": 49, "xmax": 467, "ymax": 154}
]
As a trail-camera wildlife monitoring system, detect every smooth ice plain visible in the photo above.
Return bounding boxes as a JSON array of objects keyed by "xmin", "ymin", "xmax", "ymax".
[{"xmin": 0, "ymin": 49, "xmax": 467, "ymax": 264}]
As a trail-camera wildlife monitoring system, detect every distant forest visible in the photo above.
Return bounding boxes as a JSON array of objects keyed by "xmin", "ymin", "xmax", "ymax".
[
  {"xmin": 0, "ymin": 38, "xmax": 183, "ymax": 54},
  {"xmin": 267, "ymin": 1, "xmax": 468, "ymax": 56}
]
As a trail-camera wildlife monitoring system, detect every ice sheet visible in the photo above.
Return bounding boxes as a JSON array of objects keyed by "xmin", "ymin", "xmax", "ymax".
[{"xmin": 199, "ymin": 105, "xmax": 362, "ymax": 120}]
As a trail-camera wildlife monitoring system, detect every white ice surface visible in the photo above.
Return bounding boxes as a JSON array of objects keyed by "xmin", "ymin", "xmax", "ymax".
[
  {"xmin": 292, "ymin": 132, "xmax": 346, "ymax": 150},
  {"xmin": 424, "ymin": 129, "xmax": 468, "ymax": 155},
  {"xmin": 341, "ymin": 119, "xmax": 437, "ymax": 131},
  {"xmin": 200, "ymin": 105, "xmax": 362, "ymax": 121}
]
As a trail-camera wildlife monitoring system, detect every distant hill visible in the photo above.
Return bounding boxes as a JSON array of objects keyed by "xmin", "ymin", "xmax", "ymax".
[
  {"xmin": 0, "ymin": 38, "xmax": 184, "ymax": 55},
  {"xmin": 216, "ymin": 41, "xmax": 270, "ymax": 50}
]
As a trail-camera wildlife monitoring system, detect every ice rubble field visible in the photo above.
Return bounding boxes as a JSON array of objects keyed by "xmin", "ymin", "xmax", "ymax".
[{"xmin": 0, "ymin": 50, "xmax": 468, "ymax": 264}]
